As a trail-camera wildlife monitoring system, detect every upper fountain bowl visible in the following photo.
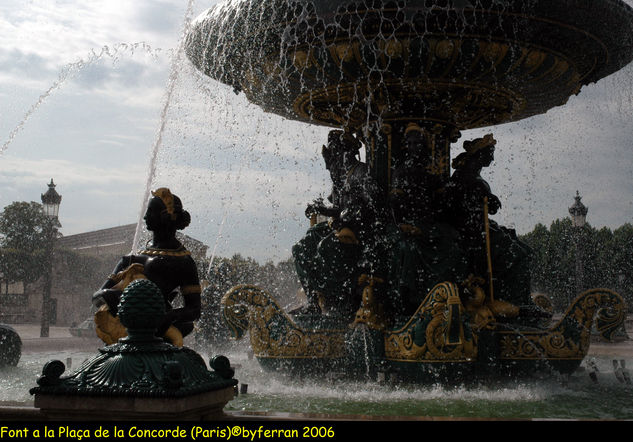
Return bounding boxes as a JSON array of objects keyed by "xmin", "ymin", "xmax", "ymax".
[{"xmin": 185, "ymin": 0, "xmax": 633, "ymax": 131}]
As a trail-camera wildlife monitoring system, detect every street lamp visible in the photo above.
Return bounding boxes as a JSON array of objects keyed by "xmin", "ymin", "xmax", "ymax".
[
  {"xmin": 40, "ymin": 179, "xmax": 62, "ymax": 338},
  {"xmin": 568, "ymin": 190, "xmax": 588, "ymax": 299}
]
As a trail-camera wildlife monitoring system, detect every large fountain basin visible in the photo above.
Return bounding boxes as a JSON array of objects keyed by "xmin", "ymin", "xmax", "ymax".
[{"xmin": 185, "ymin": 0, "xmax": 633, "ymax": 131}]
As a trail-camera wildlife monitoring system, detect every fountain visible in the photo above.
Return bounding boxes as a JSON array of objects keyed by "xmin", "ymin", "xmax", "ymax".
[
  {"xmin": 29, "ymin": 278, "xmax": 237, "ymax": 420},
  {"xmin": 0, "ymin": 0, "xmax": 632, "ymax": 422},
  {"xmin": 183, "ymin": 0, "xmax": 633, "ymax": 382}
]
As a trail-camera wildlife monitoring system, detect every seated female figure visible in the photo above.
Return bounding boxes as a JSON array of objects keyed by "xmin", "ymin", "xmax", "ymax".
[{"xmin": 92, "ymin": 188, "xmax": 201, "ymax": 346}]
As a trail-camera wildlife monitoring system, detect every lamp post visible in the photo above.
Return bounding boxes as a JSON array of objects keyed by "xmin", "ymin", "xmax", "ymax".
[
  {"xmin": 40, "ymin": 179, "xmax": 62, "ymax": 338},
  {"xmin": 568, "ymin": 191, "xmax": 588, "ymax": 301}
]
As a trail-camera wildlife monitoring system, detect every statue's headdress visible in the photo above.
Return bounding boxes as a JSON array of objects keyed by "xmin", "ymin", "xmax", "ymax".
[
  {"xmin": 404, "ymin": 122, "xmax": 424, "ymax": 136},
  {"xmin": 462, "ymin": 133, "xmax": 496, "ymax": 154},
  {"xmin": 151, "ymin": 187, "xmax": 177, "ymax": 221},
  {"xmin": 451, "ymin": 134, "xmax": 496, "ymax": 169},
  {"xmin": 327, "ymin": 130, "xmax": 360, "ymax": 153}
]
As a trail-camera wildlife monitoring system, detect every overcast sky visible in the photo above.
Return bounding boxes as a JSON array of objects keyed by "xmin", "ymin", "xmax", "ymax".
[{"xmin": 1, "ymin": 0, "xmax": 632, "ymax": 265}]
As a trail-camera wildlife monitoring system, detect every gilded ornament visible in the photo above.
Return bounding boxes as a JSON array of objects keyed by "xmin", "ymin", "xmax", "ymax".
[
  {"xmin": 292, "ymin": 50, "xmax": 312, "ymax": 69},
  {"xmin": 334, "ymin": 43, "xmax": 354, "ymax": 62},
  {"xmin": 139, "ymin": 248, "xmax": 191, "ymax": 257},
  {"xmin": 383, "ymin": 38, "xmax": 403, "ymax": 58},
  {"xmin": 353, "ymin": 274, "xmax": 387, "ymax": 331},
  {"xmin": 151, "ymin": 188, "xmax": 177, "ymax": 220},
  {"xmin": 384, "ymin": 282, "xmax": 477, "ymax": 362},
  {"xmin": 482, "ymin": 41, "xmax": 508, "ymax": 62},
  {"xmin": 498, "ymin": 288, "xmax": 625, "ymax": 360},
  {"xmin": 524, "ymin": 50, "xmax": 546, "ymax": 70},
  {"xmin": 222, "ymin": 285, "xmax": 346, "ymax": 359},
  {"xmin": 435, "ymin": 40, "xmax": 455, "ymax": 59}
]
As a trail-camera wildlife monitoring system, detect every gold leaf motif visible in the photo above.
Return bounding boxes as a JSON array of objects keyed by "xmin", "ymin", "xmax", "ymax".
[
  {"xmin": 222, "ymin": 284, "xmax": 346, "ymax": 359},
  {"xmin": 384, "ymin": 282, "xmax": 477, "ymax": 362},
  {"xmin": 435, "ymin": 40, "xmax": 455, "ymax": 59},
  {"xmin": 553, "ymin": 59, "xmax": 569, "ymax": 76},
  {"xmin": 292, "ymin": 50, "xmax": 312, "ymax": 69},
  {"xmin": 384, "ymin": 39, "xmax": 403, "ymax": 58},
  {"xmin": 335, "ymin": 43, "xmax": 354, "ymax": 62},
  {"xmin": 482, "ymin": 42, "xmax": 508, "ymax": 62},
  {"xmin": 498, "ymin": 288, "xmax": 625, "ymax": 360},
  {"xmin": 525, "ymin": 50, "xmax": 546, "ymax": 69}
]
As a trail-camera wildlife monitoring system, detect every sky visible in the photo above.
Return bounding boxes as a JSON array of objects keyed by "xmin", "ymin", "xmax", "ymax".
[{"xmin": 1, "ymin": 0, "xmax": 632, "ymax": 265}]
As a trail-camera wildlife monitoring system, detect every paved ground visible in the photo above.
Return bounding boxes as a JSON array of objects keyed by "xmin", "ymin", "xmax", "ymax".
[
  {"xmin": 7, "ymin": 322, "xmax": 633, "ymax": 356},
  {"xmin": 9, "ymin": 324, "xmax": 102, "ymax": 353}
]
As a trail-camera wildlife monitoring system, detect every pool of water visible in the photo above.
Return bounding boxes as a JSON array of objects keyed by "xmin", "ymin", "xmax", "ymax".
[
  {"xmin": 0, "ymin": 349, "xmax": 94, "ymax": 405},
  {"xmin": 218, "ymin": 342, "xmax": 633, "ymax": 420},
  {"xmin": 3, "ymin": 344, "xmax": 632, "ymax": 420}
]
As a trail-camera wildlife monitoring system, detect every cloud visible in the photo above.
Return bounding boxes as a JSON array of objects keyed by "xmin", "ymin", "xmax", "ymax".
[
  {"xmin": 132, "ymin": 0, "xmax": 188, "ymax": 34},
  {"xmin": 0, "ymin": 1, "xmax": 186, "ymax": 60},
  {"xmin": 0, "ymin": 154, "xmax": 144, "ymax": 188}
]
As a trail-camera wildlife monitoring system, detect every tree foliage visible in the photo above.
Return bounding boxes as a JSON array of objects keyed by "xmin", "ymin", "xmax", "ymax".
[
  {"xmin": 0, "ymin": 202, "xmax": 54, "ymax": 288},
  {"xmin": 520, "ymin": 220, "xmax": 633, "ymax": 312}
]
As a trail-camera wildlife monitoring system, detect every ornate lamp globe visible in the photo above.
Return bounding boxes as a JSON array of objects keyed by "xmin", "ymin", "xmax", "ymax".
[{"xmin": 41, "ymin": 179, "xmax": 62, "ymax": 219}]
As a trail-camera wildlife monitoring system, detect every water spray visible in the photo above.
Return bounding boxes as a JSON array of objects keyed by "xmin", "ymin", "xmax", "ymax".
[
  {"xmin": 1, "ymin": 43, "xmax": 163, "ymax": 156},
  {"xmin": 131, "ymin": 0, "xmax": 197, "ymax": 253}
]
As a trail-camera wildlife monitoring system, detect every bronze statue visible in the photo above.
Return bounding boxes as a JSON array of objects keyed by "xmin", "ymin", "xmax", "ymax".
[
  {"xmin": 92, "ymin": 188, "xmax": 201, "ymax": 346},
  {"xmin": 328, "ymin": 131, "xmax": 386, "ymax": 241},
  {"xmin": 390, "ymin": 123, "xmax": 442, "ymax": 225},
  {"xmin": 292, "ymin": 130, "xmax": 350, "ymax": 314},
  {"xmin": 324, "ymin": 130, "xmax": 391, "ymax": 316},
  {"xmin": 447, "ymin": 135, "xmax": 539, "ymax": 320},
  {"xmin": 292, "ymin": 130, "xmax": 388, "ymax": 317},
  {"xmin": 304, "ymin": 131, "xmax": 350, "ymax": 222},
  {"xmin": 387, "ymin": 123, "xmax": 468, "ymax": 315},
  {"xmin": 307, "ymin": 129, "xmax": 385, "ymax": 238},
  {"xmin": 448, "ymin": 134, "xmax": 502, "ymax": 249}
]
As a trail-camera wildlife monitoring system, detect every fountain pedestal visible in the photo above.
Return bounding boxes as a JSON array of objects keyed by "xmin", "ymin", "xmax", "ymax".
[
  {"xmin": 33, "ymin": 388, "xmax": 236, "ymax": 421},
  {"xmin": 30, "ymin": 279, "xmax": 238, "ymax": 420}
]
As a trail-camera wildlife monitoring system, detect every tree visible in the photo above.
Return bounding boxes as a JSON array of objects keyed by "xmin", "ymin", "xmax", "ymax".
[
  {"xmin": 612, "ymin": 223, "xmax": 633, "ymax": 307},
  {"xmin": 520, "ymin": 223, "xmax": 550, "ymax": 294},
  {"xmin": 520, "ymin": 219, "xmax": 632, "ymax": 312},
  {"xmin": 583, "ymin": 226, "xmax": 614, "ymax": 290},
  {"xmin": 521, "ymin": 218, "xmax": 576, "ymax": 311},
  {"xmin": 0, "ymin": 202, "xmax": 52, "ymax": 291}
]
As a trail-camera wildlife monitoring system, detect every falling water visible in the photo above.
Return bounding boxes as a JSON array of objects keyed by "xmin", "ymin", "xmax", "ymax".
[
  {"xmin": 131, "ymin": 0, "xmax": 198, "ymax": 254},
  {"xmin": 208, "ymin": 211, "xmax": 228, "ymax": 273}
]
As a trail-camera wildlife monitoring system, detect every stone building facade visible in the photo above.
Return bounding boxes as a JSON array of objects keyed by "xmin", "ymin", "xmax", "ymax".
[{"xmin": 0, "ymin": 224, "xmax": 208, "ymax": 327}]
